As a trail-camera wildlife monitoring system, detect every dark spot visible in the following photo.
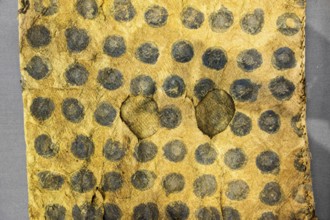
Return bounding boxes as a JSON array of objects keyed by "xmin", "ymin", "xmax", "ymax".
[
  {"xmin": 27, "ymin": 25, "xmax": 51, "ymax": 48},
  {"xmin": 222, "ymin": 207, "xmax": 241, "ymax": 220},
  {"xmin": 230, "ymin": 112, "xmax": 252, "ymax": 136},
  {"xmin": 196, "ymin": 207, "xmax": 221, "ymax": 220},
  {"xmin": 194, "ymin": 78, "xmax": 216, "ymax": 101},
  {"xmin": 72, "ymin": 203, "xmax": 103, "ymax": 220},
  {"xmin": 120, "ymin": 96, "xmax": 159, "ymax": 139},
  {"xmin": 38, "ymin": 171, "xmax": 64, "ymax": 190},
  {"xmin": 133, "ymin": 203, "xmax": 159, "ymax": 220},
  {"xmin": 269, "ymin": 76, "xmax": 295, "ymax": 101},
  {"xmin": 230, "ymin": 79, "xmax": 260, "ymax": 102},
  {"xmin": 135, "ymin": 42, "xmax": 159, "ymax": 64},
  {"xmin": 237, "ymin": 49, "xmax": 263, "ymax": 72},
  {"xmin": 113, "ymin": 0, "xmax": 136, "ymax": 22},
  {"xmin": 226, "ymin": 180, "xmax": 249, "ymax": 201},
  {"xmin": 291, "ymin": 114, "xmax": 304, "ymax": 137},
  {"xmin": 101, "ymin": 172, "xmax": 123, "ymax": 192},
  {"xmin": 71, "ymin": 169, "xmax": 96, "ymax": 193},
  {"xmin": 62, "ymin": 98, "xmax": 85, "ymax": 123},
  {"xmin": 171, "ymin": 40, "xmax": 194, "ymax": 63},
  {"xmin": 294, "ymin": 151, "xmax": 307, "ymax": 172},
  {"xmin": 104, "ymin": 203, "xmax": 122, "ymax": 220},
  {"xmin": 240, "ymin": 9, "xmax": 264, "ymax": 35},
  {"xmin": 162, "ymin": 75, "xmax": 186, "ymax": 98},
  {"xmin": 103, "ymin": 35, "xmax": 126, "ymax": 57},
  {"xmin": 163, "ymin": 140, "xmax": 187, "ymax": 162},
  {"xmin": 181, "ymin": 7, "xmax": 204, "ymax": 29},
  {"xmin": 209, "ymin": 7, "xmax": 234, "ymax": 33},
  {"xmin": 25, "ymin": 56, "xmax": 50, "ymax": 80},
  {"xmin": 45, "ymin": 204, "xmax": 66, "ymax": 220},
  {"xmin": 272, "ymin": 47, "xmax": 296, "ymax": 70},
  {"xmin": 30, "ymin": 97, "xmax": 55, "ymax": 121},
  {"xmin": 224, "ymin": 148, "xmax": 247, "ymax": 170},
  {"xmin": 195, "ymin": 89, "xmax": 235, "ymax": 137},
  {"xmin": 259, "ymin": 182, "xmax": 282, "ymax": 206},
  {"xmin": 103, "ymin": 139, "xmax": 126, "ymax": 161},
  {"xmin": 130, "ymin": 75, "xmax": 156, "ymax": 97},
  {"xmin": 65, "ymin": 63, "xmax": 89, "ymax": 86},
  {"xmin": 277, "ymin": 13, "xmax": 302, "ymax": 36},
  {"xmin": 65, "ymin": 27, "xmax": 90, "ymax": 53},
  {"xmin": 166, "ymin": 201, "xmax": 190, "ymax": 220},
  {"xmin": 76, "ymin": 0, "xmax": 98, "ymax": 19},
  {"xmin": 193, "ymin": 174, "xmax": 217, "ymax": 198},
  {"xmin": 256, "ymin": 150, "xmax": 280, "ymax": 173},
  {"xmin": 202, "ymin": 48, "xmax": 227, "ymax": 70},
  {"xmin": 34, "ymin": 134, "xmax": 59, "ymax": 158},
  {"xmin": 34, "ymin": 0, "xmax": 58, "ymax": 16},
  {"xmin": 159, "ymin": 105, "xmax": 182, "ymax": 129},
  {"xmin": 195, "ymin": 143, "xmax": 217, "ymax": 165},
  {"xmin": 131, "ymin": 170, "xmax": 156, "ymax": 191},
  {"xmin": 144, "ymin": 5, "xmax": 168, "ymax": 28},
  {"xmin": 134, "ymin": 140, "xmax": 157, "ymax": 163},
  {"xmin": 162, "ymin": 173, "xmax": 185, "ymax": 195},
  {"xmin": 258, "ymin": 110, "xmax": 281, "ymax": 134},
  {"xmin": 94, "ymin": 102, "xmax": 117, "ymax": 126},
  {"xmin": 71, "ymin": 135, "xmax": 94, "ymax": 160},
  {"xmin": 97, "ymin": 67, "xmax": 123, "ymax": 90},
  {"xmin": 290, "ymin": 208, "xmax": 315, "ymax": 220},
  {"xmin": 258, "ymin": 212, "xmax": 278, "ymax": 220},
  {"xmin": 292, "ymin": 184, "xmax": 312, "ymax": 204}
]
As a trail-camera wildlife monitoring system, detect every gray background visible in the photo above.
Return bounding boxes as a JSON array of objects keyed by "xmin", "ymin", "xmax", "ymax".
[{"xmin": 0, "ymin": 0, "xmax": 329, "ymax": 219}]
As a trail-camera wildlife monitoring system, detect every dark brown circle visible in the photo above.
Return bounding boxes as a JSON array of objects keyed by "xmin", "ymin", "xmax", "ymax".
[
  {"xmin": 62, "ymin": 98, "xmax": 85, "ymax": 123},
  {"xmin": 34, "ymin": 134, "xmax": 59, "ymax": 158},
  {"xmin": 224, "ymin": 148, "xmax": 247, "ymax": 170},
  {"xmin": 133, "ymin": 203, "xmax": 159, "ymax": 220},
  {"xmin": 25, "ymin": 56, "xmax": 51, "ymax": 80},
  {"xmin": 131, "ymin": 170, "xmax": 156, "ymax": 191},
  {"xmin": 195, "ymin": 143, "xmax": 217, "ymax": 165},
  {"xmin": 166, "ymin": 201, "xmax": 190, "ymax": 220},
  {"xmin": 193, "ymin": 174, "xmax": 217, "ymax": 198},
  {"xmin": 30, "ymin": 97, "xmax": 55, "ymax": 121},
  {"xmin": 134, "ymin": 140, "xmax": 158, "ymax": 163},
  {"xmin": 225, "ymin": 180, "xmax": 250, "ymax": 201},
  {"xmin": 162, "ymin": 173, "xmax": 185, "ymax": 195},
  {"xmin": 256, "ymin": 150, "xmax": 280, "ymax": 173},
  {"xmin": 45, "ymin": 204, "xmax": 66, "ymax": 220},
  {"xmin": 71, "ymin": 135, "xmax": 94, "ymax": 160},
  {"xmin": 259, "ymin": 182, "xmax": 282, "ymax": 206},
  {"xmin": 101, "ymin": 172, "xmax": 124, "ymax": 192},
  {"xmin": 163, "ymin": 140, "xmax": 187, "ymax": 162},
  {"xmin": 26, "ymin": 25, "xmax": 51, "ymax": 48},
  {"xmin": 71, "ymin": 169, "xmax": 96, "ymax": 193}
]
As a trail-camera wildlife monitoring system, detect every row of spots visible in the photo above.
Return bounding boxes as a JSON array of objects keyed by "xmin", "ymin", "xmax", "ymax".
[
  {"xmin": 36, "ymin": 136, "xmax": 277, "ymax": 174},
  {"xmin": 25, "ymin": 25, "xmax": 298, "ymax": 70},
  {"xmin": 29, "ymin": 96, "xmax": 179, "ymax": 128},
  {"xmin": 35, "ymin": 134, "xmax": 300, "ymax": 174},
  {"xmin": 34, "ymin": 130, "xmax": 307, "ymax": 172},
  {"xmin": 230, "ymin": 77, "xmax": 296, "ymax": 103},
  {"xmin": 44, "ymin": 202, "xmax": 280, "ymax": 220},
  {"xmin": 38, "ymin": 166, "xmax": 282, "ymax": 205},
  {"xmin": 33, "ymin": 0, "xmax": 302, "ymax": 37},
  {"xmin": 26, "ymin": 63, "xmax": 295, "ymax": 102},
  {"xmin": 26, "ymin": 62, "xmax": 296, "ymax": 138},
  {"xmin": 30, "ymin": 96, "xmax": 298, "ymax": 136}
]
